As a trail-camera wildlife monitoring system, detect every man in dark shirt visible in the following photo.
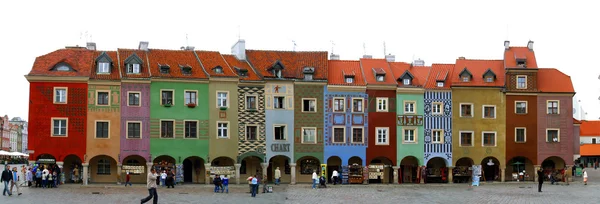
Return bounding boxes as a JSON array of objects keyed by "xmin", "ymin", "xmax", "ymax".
[
  {"xmin": 1, "ymin": 165, "xmax": 13, "ymax": 196},
  {"xmin": 537, "ymin": 168, "xmax": 544, "ymax": 192}
]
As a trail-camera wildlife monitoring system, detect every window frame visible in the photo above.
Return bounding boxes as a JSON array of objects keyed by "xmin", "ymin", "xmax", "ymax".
[
  {"xmin": 216, "ymin": 91, "xmax": 229, "ymax": 108},
  {"xmin": 404, "ymin": 101, "xmax": 416, "ymax": 114},
  {"xmin": 273, "ymin": 96, "xmax": 286, "ymax": 109},
  {"xmin": 432, "ymin": 102, "xmax": 443, "ymax": 115},
  {"xmin": 546, "ymin": 100, "xmax": 560, "ymax": 114},
  {"xmin": 273, "ymin": 124, "xmax": 287, "ymax": 141},
  {"xmin": 184, "ymin": 90, "xmax": 198, "ymax": 106},
  {"xmin": 352, "ymin": 98, "xmax": 364, "ymax": 113},
  {"xmin": 96, "ymin": 90, "xmax": 111, "ymax": 106},
  {"xmin": 183, "ymin": 120, "xmax": 199, "ymax": 139},
  {"xmin": 332, "ymin": 126, "xmax": 345, "ymax": 144},
  {"xmin": 245, "ymin": 125, "xmax": 258, "ymax": 141},
  {"xmin": 53, "ymin": 87, "xmax": 68, "ymax": 104},
  {"xmin": 94, "ymin": 120, "xmax": 110, "ymax": 139},
  {"xmin": 432, "ymin": 129, "xmax": 444, "ymax": 143},
  {"xmin": 459, "ymin": 131, "xmax": 474, "ymax": 147},
  {"xmin": 159, "ymin": 119, "xmax": 175, "ymax": 139},
  {"xmin": 482, "ymin": 131, "xmax": 497, "ymax": 147},
  {"xmin": 351, "ymin": 127, "xmax": 364, "ymax": 144},
  {"xmin": 515, "ymin": 127, "xmax": 526, "ymax": 143},
  {"xmin": 216, "ymin": 121, "xmax": 230, "ymax": 139},
  {"xmin": 546, "ymin": 128, "xmax": 560, "ymax": 142},
  {"xmin": 376, "ymin": 97, "xmax": 389, "ymax": 112},
  {"xmin": 375, "ymin": 127, "xmax": 389, "ymax": 145},
  {"xmin": 98, "ymin": 62, "xmax": 110, "ymax": 73},
  {"xmin": 459, "ymin": 103, "xmax": 473, "ymax": 117},
  {"xmin": 127, "ymin": 91, "xmax": 141, "ymax": 107},
  {"xmin": 403, "ymin": 78, "xmax": 411, "ymax": 85},
  {"xmin": 333, "ymin": 97, "xmax": 345, "ymax": 112},
  {"xmin": 96, "ymin": 159, "xmax": 111, "ymax": 175},
  {"xmin": 516, "ymin": 75, "xmax": 527, "ymax": 89},
  {"xmin": 345, "ymin": 77, "xmax": 354, "ymax": 83},
  {"xmin": 482, "ymin": 105, "xmax": 496, "ymax": 119},
  {"xmin": 376, "ymin": 75, "xmax": 384, "ymax": 82},
  {"xmin": 301, "ymin": 127, "xmax": 318, "ymax": 144},
  {"xmin": 462, "ymin": 76, "xmax": 470, "ymax": 82},
  {"xmin": 302, "ymin": 98, "xmax": 317, "ymax": 113},
  {"xmin": 51, "ymin": 117, "xmax": 68, "ymax": 137},
  {"xmin": 402, "ymin": 128, "xmax": 417, "ymax": 143},
  {"xmin": 160, "ymin": 89, "xmax": 175, "ymax": 106},
  {"xmin": 436, "ymin": 82, "xmax": 444, "ymax": 87},
  {"xmin": 126, "ymin": 121, "xmax": 142, "ymax": 139},
  {"xmin": 515, "ymin": 101, "xmax": 527, "ymax": 114},
  {"xmin": 245, "ymin": 95, "xmax": 258, "ymax": 110}
]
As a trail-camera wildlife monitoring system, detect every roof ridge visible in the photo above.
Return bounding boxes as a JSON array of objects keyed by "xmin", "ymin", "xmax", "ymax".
[{"xmin": 247, "ymin": 49, "xmax": 327, "ymax": 53}]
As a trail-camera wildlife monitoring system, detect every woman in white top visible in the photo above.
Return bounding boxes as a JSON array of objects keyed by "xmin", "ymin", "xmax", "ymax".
[
  {"xmin": 583, "ymin": 169, "xmax": 588, "ymax": 185},
  {"xmin": 42, "ymin": 168, "xmax": 49, "ymax": 188}
]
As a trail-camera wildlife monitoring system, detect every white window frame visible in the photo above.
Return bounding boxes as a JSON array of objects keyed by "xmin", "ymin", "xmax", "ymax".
[
  {"xmin": 376, "ymin": 97, "xmax": 388, "ymax": 112},
  {"xmin": 130, "ymin": 63, "xmax": 141, "ymax": 73},
  {"xmin": 351, "ymin": 127, "xmax": 364, "ymax": 144},
  {"xmin": 333, "ymin": 97, "xmax": 345, "ymax": 112},
  {"xmin": 481, "ymin": 131, "xmax": 497, "ymax": 147},
  {"xmin": 352, "ymin": 98, "xmax": 364, "ymax": 113},
  {"xmin": 160, "ymin": 89, "xmax": 175, "ymax": 106},
  {"xmin": 516, "ymin": 75, "xmax": 527, "ymax": 89},
  {"xmin": 183, "ymin": 120, "xmax": 199, "ymax": 139},
  {"xmin": 302, "ymin": 98, "xmax": 317, "ymax": 112},
  {"xmin": 216, "ymin": 91, "xmax": 229, "ymax": 108},
  {"xmin": 403, "ymin": 78, "xmax": 411, "ymax": 85},
  {"xmin": 302, "ymin": 127, "xmax": 317, "ymax": 144},
  {"xmin": 515, "ymin": 101, "xmax": 527, "ymax": 114},
  {"xmin": 332, "ymin": 126, "xmax": 346, "ymax": 144},
  {"xmin": 184, "ymin": 90, "xmax": 198, "ymax": 105},
  {"xmin": 127, "ymin": 91, "xmax": 141, "ymax": 107},
  {"xmin": 404, "ymin": 101, "xmax": 416, "ymax": 114},
  {"xmin": 462, "ymin": 76, "xmax": 470, "ymax": 82},
  {"xmin": 459, "ymin": 103, "xmax": 473, "ymax": 117},
  {"xmin": 94, "ymin": 120, "xmax": 110, "ymax": 139},
  {"xmin": 432, "ymin": 102, "xmax": 443, "ymax": 115},
  {"xmin": 126, "ymin": 121, "xmax": 142, "ymax": 139},
  {"xmin": 376, "ymin": 75, "xmax": 384, "ymax": 82},
  {"xmin": 245, "ymin": 125, "xmax": 258, "ymax": 141},
  {"xmin": 515, "ymin": 127, "xmax": 526, "ymax": 143},
  {"xmin": 485, "ymin": 77, "xmax": 494, "ymax": 82},
  {"xmin": 482, "ymin": 105, "xmax": 496, "ymax": 119},
  {"xmin": 459, "ymin": 131, "xmax": 474, "ymax": 147},
  {"xmin": 432, "ymin": 129, "xmax": 443, "ymax": 143},
  {"xmin": 546, "ymin": 100, "xmax": 560, "ymax": 114},
  {"xmin": 96, "ymin": 90, "xmax": 111, "ymax": 106},
  {"xmin": 402, "ymin": 128, "xmax": 417, "ymax": 143},
  {"xmin": 245, "ymin": 95, "xmax": 258, "ymax": 110},
  {"xmin": 51, "ymin": 117, "xmax": 68, "ymax": 137},
  {"xmin": 345, "ymin": 77, "xmax": 354, "ymax": 83},
  {"xmin": 98, "ymin": 62, "xmax": 110, "ymax": 73},
  {"xmin": 53, "ymin": 87, "xmax": 68, "ymax": 104},
  {"xmin": 546, "ymin": 128, "xmax": 560, "ymax": 142},
  {"xmin": 159, "ymin": 119, "xmax": 175, "ymax": 139},
  {"xmin": 217, "ymin": 121, "xmax": 230, "ymax": 139},
  {"xmin": 273, "ymin": 96, "xmax": 286, "ymax": 109},
  {"xmin": 273, "ymin": 124, "xmax": 287, "ymax": 140},
  {"xmin": 375, "ymin": 127, "xmax": 389, "ymax": 145},
  {"xmin": 437, "ymin": 82, "xmax": 444, "ymax": 87}
]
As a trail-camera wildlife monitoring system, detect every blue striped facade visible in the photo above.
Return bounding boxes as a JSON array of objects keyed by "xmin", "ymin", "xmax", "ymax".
[{"xmin": 423, "ymin": 91, "xmax": 452, "ymax": 166}]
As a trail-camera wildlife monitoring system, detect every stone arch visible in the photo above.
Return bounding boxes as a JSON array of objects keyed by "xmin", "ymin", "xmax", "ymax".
[
  {"xmin": 238, "ymin": 152, "xmax": 265, "ymax": 163},
  {"xmin": 348, "ymin": 156, "xmax": 363, "ymax": 166},
  {"xmin": 453, "ymin": 157, "xmax": 474, "ymax": 183},
  {"xmin": 89, "ymin": 155, "xmax": 118, "ymax": 183},
  {"xmin": 267, "ymin": 155, "xmax": 292, "ymax": 184},
  {"xmin": 121, "ymin": 155, "xmax": 148, "ymax": 184},
  {"xmin": 326, "ymin": 156, "xmax": 342, "ymax": 183},
  {"xmin": 480, "ymin": 156, "xmax": 501, "ymax": 182},
  {"xmin": 296, "ymin": 156, "xmax": 321, "ymax": 183},
  {"xmin": 425, "ymin": 157, "xmax": 449, "ymax": 183},
  {"xmin": 369, "ymin": 156, "xmax": 394, "ymax": 184},
  {"xmin": 182, "ymin": 156, "xmax": 205, "ymax": 183},
  {"xmin": 63, "ymin": 154, "xmax": 82, "ymax": 183},
  {"xmin": 400, "ymin": 156, "xmax": 420, "ymax": 184},
  {"xmin": 507, "ymin": 156, "xmax": 535, "ymax": 182}
]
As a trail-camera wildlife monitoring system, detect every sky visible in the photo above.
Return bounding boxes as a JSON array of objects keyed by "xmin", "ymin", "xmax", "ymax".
[{"xmin": 0, "ymin": 0, "xmax": 598, "ymax": 121}]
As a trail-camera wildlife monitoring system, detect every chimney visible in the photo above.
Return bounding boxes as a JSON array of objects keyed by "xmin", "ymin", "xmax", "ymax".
[
  {"xmin": 527, "ymin": 40, "xmax": 534, "ymax": 50},
  {"xmin": 458, "ymin": 56, "xmax": 466, "ymax": 60},
  {"xmin": 385, "ymin": 54, "xmax": 395, "ymax": 62},
  {"xmin": 86, "ymin": 42, "xmax": 96, "ymax": 50},
  {"xmin": 330, "ymin": 53, "xmax": 340, "ymax": 60},
  {"xmin": 413, "ymin": 58, "xmax": 425, "ymax": 66},
  {"xmin": 138, "ymin": 41, "xmax": 149, "ymax": 51},
  {"xmin": 232, "ymin": 39, "xmax": 246, "ymax": 60},
  {"xmin": 504, "ymin": 40, "xmax": 510, "ymax": 50},
  {"xmin": 362, "ymin": 55, "xmax": 372, "ymax": 59},
  {"xmin": 184, "ymin": 46, "xmax": 195, "ymax": 51}
]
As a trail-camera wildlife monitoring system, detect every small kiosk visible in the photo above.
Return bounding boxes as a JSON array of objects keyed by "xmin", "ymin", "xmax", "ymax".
[{"xmin": 348, "ymin": 164, "xmax": 364, "ymax": 184}]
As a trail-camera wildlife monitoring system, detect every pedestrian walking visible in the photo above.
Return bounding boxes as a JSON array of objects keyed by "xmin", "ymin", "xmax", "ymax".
[
  {"xmin": 221, "ymin": 175, "xmax": 229, "ymax": 193},
  {"xmin": 141, "ymin": 168, "xmax": 158, "ymax": 204},
  {"xmin": 250, "ymin": 175, "xmax": 258, "ymax": 197},
  {"xmin": 537, "ymin": 168, "xmax": 544, "ymax": 192},
  {"xmin": 1, "ymin": 165, "xmax": 13, "ymax": 196},
  {"xmin": 312, "ymin": 171, "xmax": 318, "ymax": 189},
  {"xmin": 10, "ymin": 167, "xmax": 21, "ymax": 196},
  {"xmin": 124, "ymin": 172, "xmax": 132, "ymax": 186},
  {"xmin": 274, "ymin": 167, "xmax": 281, "ymax": 185},
  {"xmin": 583, "ymin": 169, "xmax": 588, "ymax": 185},
  {"xmin": 331, "ymin": 169, "xmax": 339, "ymax": 185}
]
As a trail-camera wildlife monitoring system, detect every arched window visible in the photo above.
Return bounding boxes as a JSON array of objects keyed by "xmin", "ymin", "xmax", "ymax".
[
  {"xmin": 126, "ymin": 159, "xmax": 140, "ymax": 166},
  {"xmin": 97, "ymin": 159, "xmax": 111, "ymax": 175},
  {"xmin": 300, "ymin": 158, "xmax": 319, "ymax": 175}
]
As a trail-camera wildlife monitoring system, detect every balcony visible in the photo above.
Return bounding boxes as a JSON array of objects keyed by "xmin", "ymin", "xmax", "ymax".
[{"xmin": 397, "ymin": 115, "xmax": 424, "ymax": 126}]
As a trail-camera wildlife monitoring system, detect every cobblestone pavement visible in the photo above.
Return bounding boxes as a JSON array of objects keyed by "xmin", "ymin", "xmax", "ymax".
[{"xmin": 2, "ymin": 170, "xmax": 599, "ymax": 204}]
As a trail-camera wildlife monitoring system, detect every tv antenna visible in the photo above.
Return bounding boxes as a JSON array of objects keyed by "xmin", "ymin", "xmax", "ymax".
[
  {"xmin": 292, "ymin": 40, "xmax": 297, "ymax": 51},
  {"xmin": 185, "ymin": 33, "xmax": 189, "ymax": 47},
  {"xmin": 383, "ymin": 41, "xmax": 387, "ymax": 56},
  {"xmin": 330, "ymin": 40, "xmax": 335, "ymax": 54},
  {"xmin": 363, "ymin": 42, "xmax": 366, "ymax": 55}
]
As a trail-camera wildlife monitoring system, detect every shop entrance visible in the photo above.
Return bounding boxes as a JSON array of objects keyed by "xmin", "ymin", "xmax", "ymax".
[
  {"xmin": 63, "ymin": 154, "xmax": 82, "ymax": 183},
  {"xmin": 400, "ymin": 156, "xmax": 419, "ymax": 183},
  {"xmin": 348, "ymin": 156, "xmax": 364, "ymax": 184},
  {"xmin": 368, "ymin": 157, "xmax": 393, "ymax": 184},
  {"xmin": 480, "ymin": 157, "xmax": 501, "ymax": 182},
  {"xmin": 326, "ymin": 156, "xmax": 342, "ymax": 183},
  {"xmin": 153, "ymin": 155, "xmax": 176, "ymax": 172},
  {"xmin": 210, "ymin": 157, "xmax": 235, "ymax": 184},
  {"xmin": 453, "ymin": 157, "xmax": 474, "ymax": 183},
  {"xmin": 426, "ymin": 157, "xmax": 448, "ymax": 183},
  {"xmin": 122, "ymin": 155, "xmax": 147, "ymax": 183},
  {"xmin": 542, "ymin": 156, "xmax": 566, "ymax": 181},
  {"xmin": 267, "ymin": 155, "xmax": 291, "ymax": 184},
  {"xmin": 241, "ymin": 156, "xmax": 262, "ymax": 181},
  {"xmin": 182, "ymin": 156, "xmax": 204, "ymax": 183},
  {"xmin": 89, "ymin": 155, "xmax": 118, "ymax": 183},
  {"xmin": 297, "ymin": 156, "xmax": 321, "ymax": 183},
  {"xmin": 507, "ymin": 156, "xmax": 534, "ymax": 182}
]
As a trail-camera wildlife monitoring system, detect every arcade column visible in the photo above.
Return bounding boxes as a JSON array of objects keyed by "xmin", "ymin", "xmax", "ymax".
[
  {"xmin": 392, "ymin": 166, "xmax": 399, "ymax": 184},
  {"xmin": 500, "ymin": 166, "xmax": 506, "ymax": 182},
  {"xmin": 448, "ymin": 167, "xmax": 454, "ymax": 183},
  {"xmin": 290, "ymin": 163, "xmax": 297, "ymax": 185},
  {"xmin": 82, "ymin": 163, "xmax": 89, "ymax": 185},
  {"xmin": 205, "ymin": 163, "xmax": 211, "ymax": 185},
  {"xmin": 234, "ymin": 163, "xmax": 241, "ymax": 185},
  {"xmin": 117, "ymin": 164, "xmax": 122, "ymax": 184}
]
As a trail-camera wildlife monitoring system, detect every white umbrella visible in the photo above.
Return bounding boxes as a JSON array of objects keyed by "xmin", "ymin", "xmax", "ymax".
[
  {"xmin": 11, "ymin": 152, "xmax": 29, "ymax": 157},
  {"xmin": 0, "ymin": 150, "xmax": 11, "ymax": 156}
]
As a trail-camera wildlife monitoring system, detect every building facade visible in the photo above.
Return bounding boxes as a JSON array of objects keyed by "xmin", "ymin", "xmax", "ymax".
[{"xmin": 1, "ymin": 115, "xmax": 9, "ymax": 150}]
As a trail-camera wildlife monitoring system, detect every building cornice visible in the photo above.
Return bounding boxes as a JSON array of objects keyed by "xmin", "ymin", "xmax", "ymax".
[
  {"xmin": 209, "ymin": 77, "xmax": 239, "ymax": 82},
  {"xmin": 366, "ymin": 84, "xmax": 397, "ymax": 90},
  {"xmin": 88, "ymin": 80, "xmax": 121, "ymax": 86},
  {"xmin": 327, "ymin": 85, "xmax": 367, "ymax": 92},
  {"xmin": 537, "ymin": 92, "xmax": 576, "ymax": 97},
  {"xmin": 151, "ymin": 78, "xmax": 209, "ymax": 83},
  {"xmin": 294, "ymin": 81, "xmax": 327, "ymax": 86},
  {"xmin": 451, "ymin": 86, "xmax": 504, "ymax": 90},
  {"xmin": 121, "ymin": 79, "xmax": 151, "ymax": 84},
  {"xmin": 396, "ymin": 87, "xmax": 425, "ymax": 93},
  {"xmin": 25, "ymin": 75, "xmax": 89, "ymax": 82},
  {"xmin": 505, "ymin": 93, "xmax": 538, "ymax": 96},
  {"xmin": 238, "ymin": 82, "xmax": 265, "ymax": 87}
]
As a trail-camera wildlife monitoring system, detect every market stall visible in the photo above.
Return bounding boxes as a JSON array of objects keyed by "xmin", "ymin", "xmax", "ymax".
[
  {"xmin": 348, "ymin": 164, "xmax": 364, "ymax": 184},
  {"xmin": 452, "ymin": 166, "xmax": 471, "ymax": 183}
]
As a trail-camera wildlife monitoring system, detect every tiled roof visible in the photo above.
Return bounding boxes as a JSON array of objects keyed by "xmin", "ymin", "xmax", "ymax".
[
  {"xmin": 221, "ymin": 54, "xmax": 262, "ymax": 81},
  {"xmin": 504, "ymin": 47, "xmax": 538, "ymax": 68},
  {"xmin": 118, "ymin": 49, "xmax": 151, "ymax": 79},
  {"xmin": 537, "ymin": 68, "xmax": 575, "ymax": 93},
  {"xmin": 424, "ymin": 64, "xmax": 455, "ymax": 89},
  {"xmin": 90, "ymin": 51, "xmax": 121, "ymax": 80},
  {"xmin": 147, "ymin": 49, "xmax": 208, "ymax": 79},
  {"xmin": 581, "ymin": 144, "xmax": 600, "ymax": 156},
  {"xmin": 246, "ymin": 50, "xmax": 328, "ymax": 80},
  {"xmin": 328, "ymin": 60, "xmax": 366, "ymax": 86},
  {"xmin": 451, "ymin": 59, "xmax": 504, "ymax": 87},
  {"xmin": 28, "ymin": 48, "xmax": 95, "ymax": 77},
  {"xmin": 360, "ymin": 58, "xmax": 397, "ymax": 85},
  {"xmin": 580, "ymin": 120, "xmax": 600, "ymax": 136},
  {"xmin": 389, "ymin": 62, "xmax": 430, "ymax": 87},
  {"xmin": 196, "ymin": 51, "xmax": 237, "ymax": 78}
]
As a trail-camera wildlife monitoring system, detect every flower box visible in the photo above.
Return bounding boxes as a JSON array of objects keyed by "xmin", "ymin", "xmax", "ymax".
[
  {"xmin": 164, "ymin": 103, "xmax": 172, "ymax": 107},
  {"xmin": 219, "ymin": 107, "xmax": 227, "ymax": 110},
  {"xmin": 187, "ymin": 103, "xmax": 196, "ymax": 108}
]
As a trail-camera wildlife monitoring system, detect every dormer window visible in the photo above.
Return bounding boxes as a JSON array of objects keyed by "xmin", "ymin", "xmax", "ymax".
[
  {"xmin": 95, "ymin": 52, "xmax": 113, "ymax": 74},
  {"xmin": 398, "ymin": 70, "xmax": 414, "ymax": 86},
  {"xmin": 403, "ymin": 78, "xmax": 411, "ymax": 85},
  {"xmin": 458, "ymin": 67, "xmax": 473, "ymax": 82},
  {"xmin": 270, "ymin": 60, "xmax": 285, "ymax": 78},
  {"xmin": 273, "ymin": 69, "xmax": 282, "ymax": 78},
  {"xmin": 234, "ymin": 67, "xmax": 248, "ymax": 77},
  {"xmin": 437, "ymin": 82, "xmax": 444, "ymax": 87},
  {"xmin": 462, "ymin": 76, "xmax": 470, "ymax": 82},
  {"xmin": 516, "ymin": 59, "xmax": 526, "ymax": 68},
  {"xmin": 345, "ymin": 76, "xmax": 354, "ymax": 83},
  {"xmin": 98, "ymin": 62, "xmax": 110, "ymax": 73},
  {"xmin": 376, "ymin": 75, "xmax": 384, "ymax": 82},
  {"xmin": 304, "ymin": 74, "xmax": 313, "ymax": 80},
  {"xmin": 485, "ymin": 77, "xmax": 494, "ymax": 82},
  {"xmin": 52, "ymin": 62, "xmax": 73, "ymax": 72},
  {"xmin": 159, "ymin": 64, "xmax": 170, "ymax": 74},
  {"xmin": 180, "ymin": 65, "xmax": 192, "ymax": 75},
  {"xmin": 482, "ymin": 68, "xmax": 496, "ymax": 83},
  {"xmin": 127, "ymin": 64, "xmax": 140, "ymax": 74},
  {"xmin": 303, "ymin": 67, "xmax": 315, "ymax": 80},
  {"xmin": 213, "ymin": 66, "xmax": 223, "ymax": 74},
  {"xmin": 124, "ymin": 53, "xmax": 143, "ymax": 74}
]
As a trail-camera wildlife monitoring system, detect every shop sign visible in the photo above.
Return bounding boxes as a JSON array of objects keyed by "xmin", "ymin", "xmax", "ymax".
[
  {"xmin": 209, "ymin": 166, "xmax": 235, "ymax": 178},
  {"xmin": 270, "ymin": 143, "xmax": 290, "ymax": 152},
  {"xmin": 122, "ymin": 165, "xmax": 145, "ymax": 175},
  {"xmin": 37, "ymin": 159, "xmax": 55, "ymax": 163}
]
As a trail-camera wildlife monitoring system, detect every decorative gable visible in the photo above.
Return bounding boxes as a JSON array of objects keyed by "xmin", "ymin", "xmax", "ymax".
[
  {"xmin": 458, "ymin": 67, "xmax": 473, "ymax": 82},
  {"xmin": 482, "ymin": 68, "xmax": 496, "ymax": 82}
]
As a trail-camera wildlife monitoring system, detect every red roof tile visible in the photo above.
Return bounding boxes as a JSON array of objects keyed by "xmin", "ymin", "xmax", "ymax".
[
  {"xmin": 360, "ymin": 58, "xmax": 397, "ymax": 85},
  {"xmin": 504, "ymin": 47, "xmax": 538, "ymax": 68},
  {"xmin": 389, "ymin": 62, "xmax": 430, "ymax": 87},
  {"xmin": 147, "ymin": 49, "xmax": 208, "ymax": 80},
  {"xmin": 537, "ymin": 68, "xmax": 575, "ymax": 93},
  {"xmin": 425, "ymin": 64, "xmax": 455, "ymax": 89},
  {"xmin": 580, "ymin": 120, "xmax": 600, "ymax": 136},
  {"xmin": 195, "ymin": 51, "xmax": 237, "ymax": 78},
  {"xmin": 328, "ymin": 60, "xmax": 366, "ymax": 86},
  {"xmin": 90, "ymin": 51, "xmax": 121, "ymax": 80},
  {"xmin": 246, "ymin": 50, "xmax": 328, "ymax": 80},
  {"xmin": 28, "ymin": 48, "xmax": 95, "ymax": 77},
  {"xmin": 451, "ymin": 59, "xmax": 505, "ymax": 87},
  {"xmin": 221, "ymin": 54, "xmax": 262, "ymax": 81},
  {"xmin": 118, "ymin": 49, "xmax": 151, "ymax": 79},
  {"xmin": 581, "ymin": 144, "xmax": 600, "ymax": 156}
]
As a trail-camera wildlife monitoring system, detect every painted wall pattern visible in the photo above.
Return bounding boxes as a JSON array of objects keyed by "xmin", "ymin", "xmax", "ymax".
[
  {"xmin": 397, "ymin": 93, "xmax": 425, "ymax": 165},
  {"xmin": 264, "ymin": 82, "xmax": 294, "ymax": 162},
  {"xmin": 237, "ymin": 85, "xmax": 266, "ymax": 161},
  {"xmin": 294, "ymin": 84, "xmax": 325, "ymax": 162},
  {"xmin": 423, "ymin": 91, "xmax": 452, "ymax": 166},
  {"xmin": 120, "ymin": 83, "xmax": 151, "ymax": 162}
]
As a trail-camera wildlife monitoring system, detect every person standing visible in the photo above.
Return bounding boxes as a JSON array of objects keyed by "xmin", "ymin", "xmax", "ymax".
[
  {"xmin": 1, "ymin": 165, "xmax": 13, "ymax": 196},
  {"xmin": 166, "ymin": 169, "xmax": 175, "ymax": 188},
  {"xmin": 247, "ymin": 176, "xmax": 253, "ymax": 193},
  {"xmin": 125, "ymin": 172, "xmax": 132, "ymax": 187},
  {"xmin": 160, "ymin": 170, "xmax": 167, "ymax": 187},
  {"xmin": 26, "ymin": 168, "xmax": 33, "ymax": 187},
  {"xmin": 42, "ymin": 167, "xmax": 49, "ymax": 188},
  {"xmin": 250, "ymin": 175, "xmax": 258, "ymax": 197},
  {"xmin": 213, "ymin": 174, "xmax": 221, "ymax": 193},
  {"xmin": 221, "ymin": 175, "xmax": 229, "ymax": 193},
  {"xmin": 10, "ymin": 167, "xmax": 21, "ymax": 196},
  {"xmin": 331, "ymin": 169, "xmax": 339, "ymax": 185},
  {"xmin": 73, "ymin": 165, "xmax": 80, "ymax": 183},
  {"xmin": 141, "ymin": 168, "xmax": 158, "ymax": 204},
  {"xmin": 312, "ymin": 171, "xmax": 318, "ymax": 189},
  {"xmin": 274, "ymin": 167, "xmax": 281, "ymax": 185},
  {"xmin": 35, "ymin": 167, "xmax": 42, "ymax": 187},
  {"xmin": 583, "ymin": 169, "xmax": 588, "ymax": 185},
  {"xmin": 537, "ymin": 168, "xmax": 544, "ymax": 192}
]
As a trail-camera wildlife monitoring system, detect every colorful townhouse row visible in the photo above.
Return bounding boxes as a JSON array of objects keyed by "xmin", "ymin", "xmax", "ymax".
[
  {"xmin": 26, "ymin": 40, "xmax": 579, "ymax": 184},
  {"xmin": 1, "ymin": 115, "xmax": 28, "ymax": 153}
]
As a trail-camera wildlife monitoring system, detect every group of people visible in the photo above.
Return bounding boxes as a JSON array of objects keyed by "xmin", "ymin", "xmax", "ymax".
[
  {"xmin": 1, "ymin": 164, "xmax": 66, "ymax": 197},
  {"xmin": 537, "ymin": 167, "xmax": 589, "ymax": 192},
  {"xmin": 159, "ymin": 169, "xmax": 176, "ymax": 188},
  {"xmin": 311, "ymin": 169, "xmax": 340, "ymax": 189},
  {"xmin": 212, "ymin": 174, "xmax": 230, "ymax": 193}
]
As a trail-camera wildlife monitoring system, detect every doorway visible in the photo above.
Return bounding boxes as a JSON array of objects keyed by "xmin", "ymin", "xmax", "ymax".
[{"xmin": 183, "ymin": 159, "xmax": 192, "ymax": 183}]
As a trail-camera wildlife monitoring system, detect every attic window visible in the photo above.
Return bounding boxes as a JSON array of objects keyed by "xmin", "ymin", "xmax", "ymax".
[
  {"xmin": 376, "ymin": 75, "xmax": 385, "ymax": 82},
  {"xmin": 345, "ymin": 76, "xmax": 354, "ymax": 83},
  {"xmin": 54, "ymin": 63, "xmax": 72, "ymax": 71},
  {"xmin": 127, "ymin": 64, "xmax": 140, "ymax": 74},
  {"xmin": 213, "ymin": 66, "xmax": 223, "ymax": 74},
  {"xmin": 462, "ymin": 76, "xmax": 470, "ymax": 82},
  {"xmin": 234, "ymin": 67, "xmax": 248, "ymax": 77},
  {"xmin": 482, "ymin": 68, "xmax": 496, "ymax": 83},
  {"xmin": 159, "ymin": 64, "xmax": 170, "ymax": 74},
  {"xmin": 485, "ymin": 77, "xmax": 494, "ymax": 82},
  {"xmin": 273, "ymin": 69, "xmax": 282, "ymax": 78},
  {"xmin": 181, "ymin": 65, "xmax": 192, "ymax": 75},
  {"xmin": 516, "ymin": 59, "xmax": 526, "ymax": 67},
  {"xmin": 98, "ymin": 62, "xmax": 110, "ymax": 73},
  {"xmin": 303, "ymin": 67, "xmax": 314, "ymax": 80},
  {"xmin": 403, "ymin": 78, "xmax": 411, "ymax": 85},
  {"xmin": 437, "ymin": 82, "xmax": 444, "ymax": 87}
]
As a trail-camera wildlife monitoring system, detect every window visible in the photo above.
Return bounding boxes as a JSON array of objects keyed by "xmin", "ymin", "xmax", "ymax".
[
  {"xmin": 300, "ymin": 158, "xmax": 319, "ymax": 174},
  {"xmin": 352, "ymin": 98, "xmax": 363, "ymax": 112},
  {"xmin": 95, "ymin": 121, "xmax": 109, "ymax": 138},
  {"xmin": 160, "ymin": 65, "xmax": 170, "ymax": 74},
  {"xmin": 376, "ymin": 127, "xmax": 389, "ymax": 145},
  {"xmin": 547, "ymin": 100, "xmax": 559, "ymax": 114},
  {"xmin": 437, "ymin": 82, "xmax": 444, "ymax": 87},
  {"xmin": 128, "ymin": 92, "xmax": 140, "ymax": 106},
  {"xmin": 483, "ymin": 105, "xmax": 496, "ymax": 119},
  {"xmin": 127, "ymin": 64, "xmax": 140, "ymax": 73},
  {"xmin": 403, "ymin": 129, "xmax": 416, "ymax": 143},
  {"xmin": 515, "ymin": 128, "xmax": 526, "ymax": 143},
  {"xmin": 377, "ymin": 97, "xmax": 388, "ymax": 112},
  {"xmin": 97, "ymin": 159, "xmax": 111, "ymax": 175},
  {"xmin": 161, "ymin": 90, "xmax": 174, "ymax": 105},
  {"xmin": 332, "ymin": 127, "xmax": 345, "ymax": 143},
  {"xmin": 246, "ymin": 95, "xmax": 257, "ymax": 110},
  {"xmin": 182, "ymin": 67, "xmax": 192, "ymax": 75},
  {"xmin": 185, "ymin": 91, "xmax": 197, "ymax": 105},
  {"xmin": 593, "ymin": 138, "xmax": 597, "ymax": 144},
  {"xmin": 274, "ymin": 125, "xmax": 286, "ymax": 140},
  {"xmin": 217, "ymin": 92, "xmax": 228, "ymax": 108},
  {"xmin": 460, "ymin": 131, "xmax": 473, "ymax": 146},
  {"xmin": 432, "ymin": 102, "xmax": 442, "ymax": 115},
  {"xmin": 516, "ymin": 75, "xmax": 527, "ymax": 89},
  {"xmin": 214, "ymin": 67, "xmax": 223, "ymax": 74},
  {"xmin": 217, "ymin": 122, "xmax": 229, "ymax": 138},
  {"xmin": 302, "ymin": 99, "xmax": 316, "ymax": 112},
  {"xmin": 432, "ymin": 130, "xmax": 443, "ymax": 143},
  {"xmin": 97, "ymin": 91, "xmax": 109, "ymax": 105},
  {"xmin": 333, "ymin": 98, "xmax": 345, "ymax": 112},
  {"xmin": 246, "ymin": 125, "xmax": 257, "ymax": 141},
  {"xmin": 515, "ymin": 101, "xmax": 527, "ymax": 114},
  {"xmin": 274, "ymin": 96, "xmax": 285, "ymax": 109},
  {"xmin": 54, "ymin": 87, "xmax": 67, "ymax": 104},
  {"xmin": 352, "ymin": 127, "xmax": 363, "ymax": 143},
  {"xmin": 462, "ymin": 76, "xmax": 470, "ymax": 82},
  {"xmin": 403, "ymin": 78, "xmax": 411, "ymax": 85},
  {"xmin": 460, "ymin": 103, "xmax": 473, "ymax": 117},
  {"xmin": 345, "ymin": 77, "xmax": 354, "ymax": 83},
  {"xmin": 52, "ymin": 118, "xmax": 67, "ymax": 136},
  {"xmin": 98, "ymin": 62, "xmax": 110, "ymax": 73},
  {"xmin": 184, "ymin": 121, "xmax": 198, "ymax": 138},
  {"xmin": 302, "ymin": 127, "xmax": 317, "ymax": 144},
  {"xmin": 160, "ymin": 120, "xmax": 174, "ymax": 138},
  {"xmin": 304, "ymin": 74, "xmax": 313, "ymax": 80},
  {"xmin": 274, "ymin": 69, "xmax": 282, "ymax": 78},
  {"xmin": 404, "ymin": 101, "xmax": 415, "ymax": 114},
  {"xmin": 482, "ymin": 132, "xmax": 496, "ymax": 146},
  {"xmin": 546, "ymin": 129, "xmax": 559, "ymax": 142},
  {"xmin": 376, "ymin": 75, "xmax": 384, "ymax": 82},
  {"xmin": 127, "ymin": 122, "xmax": 141, "ymax": 139},
  {"xmin": 485, "ymin": 77, "xmax": 494, "ymax": 82}
]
